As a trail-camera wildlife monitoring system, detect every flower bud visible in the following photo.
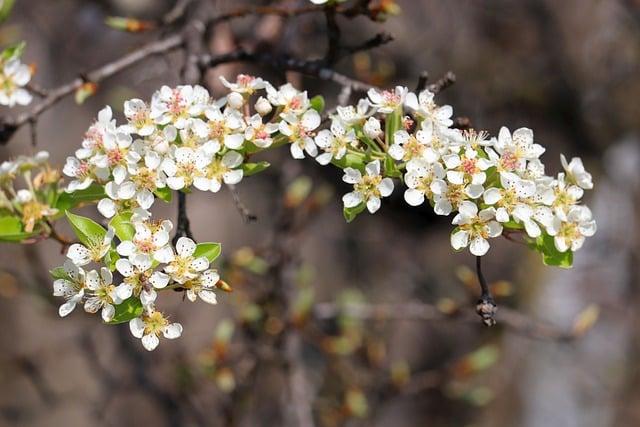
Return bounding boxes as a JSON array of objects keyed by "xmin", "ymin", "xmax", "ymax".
[
  {"xmin": 255, "ymin": 96, "xmax": 272, "ymax": 116},
  {"xmin": 34, "ymin": 151, "xmax": 49, "ymax": 163},
  {"xmin": 227, "ymin": 92, "xmax": 244, "ymax": 110},
  {"xmin": 363, "ymin": 117, "xmax": 382, "ymax": 139},
  {"xmin": 16, "ymin": 189, "xmax": 33, "ymax": 204}
]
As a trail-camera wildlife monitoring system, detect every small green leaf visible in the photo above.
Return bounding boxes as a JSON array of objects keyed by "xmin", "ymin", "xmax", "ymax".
[
  {"xmin": 108, "ymin": 297, "xmax": 143, "ymax": 324},
  {"xmin": 0, "ymin": 0, "xmax": 15, "ymax": 23},
  {"xmin": 154, "ymin": 187, "xmax": 172, "ymax": 203},
  {"xmin": 383, "ymin": 155, "xmax": 402, "ymax": 178},
  {"xmin": 310, "ymin": 95, "xmax": 325, "ymax": 113},
  {"xmin": 50, "ymin": 266, "xmax": 70, "ymax": 281},
  {"xmin": 0, "ymin": 40, "xmax": 24, "ymax": 60},
  {"xmin": 104, "ymin": 248, "xmax": 119, "ymax": 271},
  {"xmin": 55, "ymin": 184, "xmax": 106, "ymax": 212},
  {"xmin": 385, "ymin": 106, "xmax": 402, "ymax": 146},
  {"xmin": 533, "ymin": 232, "xmax": 573, "ymax": 268},
  {"xmin": 241, "ymin": 161, "xmax": 270, "ymax": 177},
  {"xmin": 0, "ymin": 215, "xmax": 39, "ymax": 242},
  {"xmin": 194, "ymin": 242, "xmax": 222, "ymax": 263},
  {"xmin": 66, "ymin": 211, "xmax": 106, "ymax": 247},
  {"xmin": 343, "ymin": 203, "xmax": 366, "ymax": 223},
  {"xmin": 109, "ymin": 211, "xmax": 135, "ymax": 242},
  {"xmin": 331, "ymin": 152, "xmax": 365, "ymax": 171}
]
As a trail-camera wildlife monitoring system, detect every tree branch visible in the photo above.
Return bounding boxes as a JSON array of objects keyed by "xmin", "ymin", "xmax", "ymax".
[
  {"xmin": 313, "ymin": 301, "xmax": 580, "ymax": 342},
  {"xmin": 475, "ymin": 256, "xmax": 497, "ymax": 326},
  {"xmin": 0, "ymin": 32, "xmax": 188, "ymax": 144}
]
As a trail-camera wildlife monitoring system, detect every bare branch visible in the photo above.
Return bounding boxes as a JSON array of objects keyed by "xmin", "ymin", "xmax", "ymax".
[
  {"xmin": 427, "ymin": 71, "xmax": 456, "ymax": 94},
  {"xmin": 475, "ymin": 256, "xmax": 497, "ymax": 326},
  {"xmin": 313, "ymin": 302, "xmax": 580, "ymax": 342},
  {"xmin": 227, "ymin": 184, "xmax": 257, "ymax": 223},
  {"xmin": 199, "ymin": 49, "xmax": 376, "ymax": 92},
  {"xmin": 0, "ymin": 32, "xmax": 188, "ymax": 144}
]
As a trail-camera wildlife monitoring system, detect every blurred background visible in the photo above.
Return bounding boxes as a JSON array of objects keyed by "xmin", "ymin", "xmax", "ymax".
[{"xmin": 0, "ymin": 0, "xmax": 639, "ymax": 426}]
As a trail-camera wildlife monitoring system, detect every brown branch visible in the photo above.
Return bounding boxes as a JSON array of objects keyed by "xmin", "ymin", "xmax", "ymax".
[
  {"xmin": 162, "ymin": 0, "xmax": 193, "ymax": 26},
  {"xmin": 0, "ymin": 32, "xmax": 188, "ymax": 144},
  {"xmin": 313, "ymin": 302, "xmax": 580, "ymax": 342},
  {"xmin": 427, "ymin": 71, "xmax": 456, "ymax": 94},
  {"xmin": 475, "ymin": 256, "xmax": 497, "ymax": 326},
  {"xmin": 324, "ymin": 6, "xmax": 341, "ymax": 65},
  {"xmin": 415, "ymin": 70, "xmax": 429, "ymax": 92},
  {"xmin": 199, "ymin": 49, "xmax": 375, "ymax": 92},
  {"xmin": 227, "ymin": 184, "xmax": 257, "ymax": 223}
]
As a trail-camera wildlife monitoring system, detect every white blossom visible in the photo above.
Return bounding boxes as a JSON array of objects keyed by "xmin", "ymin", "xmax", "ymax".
[
  {"xmin": 164, "ymin": 237, "xmax": 210, "ymax": 284},
  {"xmin": 183, "ymin": 269, "xmax": 219, "ymax": 304},
  {"xmin": 53, "ymin": 260, "xmax": 87, "ymax": 317},
  {"xmin": 404, "ymin": 89, "xmax": 453, "ymax": 129},
  {"xmin": 66, "ymin": 227, "xmax": 115, "ymax": 266},
  {"xmin": 193, "ymin": 150, "xmax": 244, "ymax": 192},
  {"xmin": 315, "ymin": 119, "xmax": 356, "ymax": 165},
  {"xmin": 0, "ymin": 58, "xmax": 32, "ymax": 107},
  {"xmin": 560, "ymin": 154, "xmax": 593, "ymax": 190},
  {"xmin": 279, "ymin": 110, "xmax": 320, "ymax": 159},
  {"xmin": 342, "ymin": 160, "xmax": 394, "ymax": 214},
  {"xmin": 83, "ymin": 267, "xmax": 120, "ymax": 322},
  {"xmin": 367, "ymin": 86, "xmax": 407, "ymax": 114},
  {"xmin": 547, "ymin": 205, "xmax": 596, "ymax": 252},
  {"xmin": 403, "ymin": 158, "xmax": 445, "ymax": 206},
  {"xmin": 450, "ymin": 201, "xmax": 503, "ymax": 256},
  {"xmin": 116, "ymin": 219, "xmax": 174, "ymax": 264},
  {"xmin": 129, "ymin": 309, "xmax": 182, "ymax": 351}
]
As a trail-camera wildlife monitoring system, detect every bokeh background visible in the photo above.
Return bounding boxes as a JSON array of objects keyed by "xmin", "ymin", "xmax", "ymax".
[{"xmin": 0, "ymin": 0, "xmax": 639, "ymax": 426}]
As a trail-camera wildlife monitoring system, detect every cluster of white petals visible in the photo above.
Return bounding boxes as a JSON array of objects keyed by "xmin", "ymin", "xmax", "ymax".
[
  {"xmin": 53, "ymin": 73, "xmax": 597, "ymax": 349},
  {"xmin": 0, "ymin": 55, "xmax": 32, "ymax": 107}
]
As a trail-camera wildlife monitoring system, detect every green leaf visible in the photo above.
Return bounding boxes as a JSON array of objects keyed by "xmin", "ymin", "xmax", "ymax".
[
  {"xmin": 0, "ymin": 40, "xmax": 24, "ymax": 61},
  {"xmin": 331, "ymin": 152, "xmax": 365, "ymax": 171},
  {"xmin": 384, "ymin": 155, "xmax": 402, "ymax": 178},
  {"xmin": 343, "ymin": 203, "xmax": 366, "ymax": 223},
  {"xmin": 108, "ymin": 297, "xmax": 143, "ymax": 324},
  {"xmin": 0, "ymin": 215, "xmax": 38, "ymax": 242},
  {"xmin": 104, "ymin": 248, "xmax": 120, "ymax": 271},
  {"xmin": 109, "ymin": 211, "xmax": 135, "ymax": 242},
  {"xmin": 194, "ymin": 242, "xmax": 222, "ymax": 263},
  {"xmin": 66, "ymin": 211, "xmax": 106, "ymax": 247},
  {"xmin": 310, "ymin": 95, "xmax": 325, "ymax": 113},
  {"xmin": 241, "ymin": 161, "xmax": 270, "ymax": 177},
  {"xmin": 0, "ymin": 0, "xmax": 15, "ymax": 23},
  {"xmin": 154, "ymin": 187, "xmax": 172, "ymax": 203},
  {"xmin": 50, "ymin": 266, "xmax": 70, "ymax": 281},
  {"xmin": 385, "ymin": 107, "xmax": 402, "ymax": 146},
  {"xmin": 533, "ymin": 232, "xmax": 573, "ymax": 268},
  {"xmin": 55, "ymin": 184, "xmax": 106, "ymax": 212}
]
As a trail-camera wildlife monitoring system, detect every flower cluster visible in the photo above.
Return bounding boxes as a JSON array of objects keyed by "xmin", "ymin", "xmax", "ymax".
[
  {"xmin": 0, "ymin": 45, "xmax": 32, "ymax": 107},
  {"xmin": 329, "ymin": 86, "xmax": 596, "ymax": 256},
  {"xmin": 52, "ymin": 73, "xmax": 596, "ymax": 350},
  {"xmin": 0, "ymin": 151, "xmax": 60, "ymax": 235},
  {"xmin": 55, "ymin": 219, "xmax": 220, "ymax": 350}
]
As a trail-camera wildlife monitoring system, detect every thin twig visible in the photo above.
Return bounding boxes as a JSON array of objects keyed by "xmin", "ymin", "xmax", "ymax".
[
  {"xmin": 476, "ymin": 256, "xmax": 497, "ymax": 326},
  {"xmin": 427, "ymin": 71, "xmax": 456, "ymax": 94},
  {"xmin": 324, "ymin": 6, "xmax": 341, "ymax": 65},
  {"xmin": 415, "ymin": 70, "xmax": 429, "ymax": 92},
  {"xmin": 227, "ymin": 184, "xmax": 257, "ymax": 223},
  {"xmin": 313, "ymin": 302, "xmax": 578, "ymax": 341},
  {"xmin": 199, "ymin": 49, "xmax": 376, "ymax": 92},
  {"xmin": 162, "ymin": 0, "xmax": 192, "ymax": 25},
  {"xmin": 173, "ymin": 191, "xmax": 194, "ymax": 245},
  {"xmin": 0, "ymin": 32, "xmax": 188, "ymax": 144}
]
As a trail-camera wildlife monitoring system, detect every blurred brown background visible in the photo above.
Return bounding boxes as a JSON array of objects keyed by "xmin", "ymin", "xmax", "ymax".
[{"xmin": 0, "ymin": 0, "xmax": 639, "ymax": 426}]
